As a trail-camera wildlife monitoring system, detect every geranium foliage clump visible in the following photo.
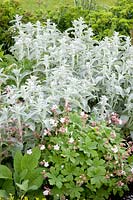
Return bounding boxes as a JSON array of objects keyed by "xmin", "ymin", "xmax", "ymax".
[{"xmin": 39, "ymin": 110, "xmax": 133, "ymax": 199}]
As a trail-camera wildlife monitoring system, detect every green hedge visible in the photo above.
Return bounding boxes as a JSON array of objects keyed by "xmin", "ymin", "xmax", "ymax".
[
  {"xmin": 0, "ymin": 0, "xmax": 133, "ymax": 53},
  {"xmin": 0, "ymin": 0, "xmax": 46, "ymax": 53},
  {"xmin": 48, "ymin": 0, "xmax": 133, "ymax": 39}
]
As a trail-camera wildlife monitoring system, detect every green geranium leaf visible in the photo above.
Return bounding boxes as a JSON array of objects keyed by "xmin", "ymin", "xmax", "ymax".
[
  {"xmin": 128, "ymin": 155, "xmax": 133, "ymax": 164},
  {"xmin": 0, "ymin": 190, "xmax": 8, "ymax": 198},
  {"xmin": 26, "ymin": 168, "xmax": 43, "ymax": 190},
  {"xmin": 0, "ymin": 165, "xmax": 12, "ymax": 180},
  {"xmin": 2, "ymin": 180, "xmax": 15, "ymax": 195},
  {"xmin": 21, "ymin": 147, "xmax": 41, "ymax": 170},
  {"xmin": 14, "ymin": 151, "xmax": 23, "ymax": 174},
  {"xmin": 16, "ymin": 180, "xmax": 29, "ymax": 192}
]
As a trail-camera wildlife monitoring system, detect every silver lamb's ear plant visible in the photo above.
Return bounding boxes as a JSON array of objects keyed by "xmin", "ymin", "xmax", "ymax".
[{"xmin": 0, "ymin": 16, "xmax": 132, "ymax": 144}]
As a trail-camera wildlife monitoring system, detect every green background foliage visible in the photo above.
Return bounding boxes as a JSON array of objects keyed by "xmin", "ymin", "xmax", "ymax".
[{"xmin": 0, "ymin": 0, "xmax": 133, "ymax": 53}]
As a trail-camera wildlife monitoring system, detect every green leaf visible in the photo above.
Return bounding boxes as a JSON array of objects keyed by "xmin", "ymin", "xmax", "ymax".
[
  {"xmin": 128, "ymin": 155, "xmax": 133, "ymax": 164},
  {"xmin": 25, "ymin": 168, "xmax": 43, "ymax": 190},
  {"xmin": 2, "ymin": 180, "xmax": 15, "ymax": 195},
  {"xmin": 19, "ymin": 169, "xmax": 28, "ymax": 182},
  {"xmin": 69, "ymin": 113, "xmax": 82, "ymax": 127},
  {"xmin": 0, "ymin": 190, "xmax": 8, "ymax": 198},
  {"xmin": 14, "ymin": 151, "xmax": 23, "ymax": 173},
  {"xmin": 56, "ymin": 181, "xmax": 62, "ymax": 189},
  {"xmin": 16, "ymin": 180, "xmax": 29, "ymax": 192},
  {"xmin": 0, "ymin": 165, "xmax": 12, "ymax": 179},
  {"xmin": 21, "ymin": 147, "xmax": 41, "ymax": 170}
]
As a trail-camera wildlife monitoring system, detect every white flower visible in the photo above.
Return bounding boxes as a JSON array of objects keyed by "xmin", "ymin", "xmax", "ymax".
[
  {"xmin": 80, "ymin": 111, "xmax": 88, "ymax": 119},
  {"xmin": 43, "ymin": 189, "xmax": 49, "ymax": 196},
  {"xmin": 111, "ymin": 146, "xmax": 118, "ymax": 153},
  {"xmin": 27, "ymin": 149, "xmax": 32, "ymax": 155},
  {"xmin": 44, "ymin": 161, "xmax": 49, "ymax": 167},
  {"xmin": 51, "ymin": 104, "xmax": 58, "ymax": 111},
  {"xmin": 69, "ymin": 137, "xmax": 74, "ymax": 144},
  {"xmin": 43, "ymin": 129, "xmax": 48, "ymax": 136},
  {"xmin": 49, "ymin": 119, "xmax": 58, "ymax": 127},
  {"xmin": 131, "ymin": 167, "xmax": 133, "ymax": 174},
  {"xmin": 40, "ymin": 145, "xmax": 45, "ymax": 150},
  {"xmin": 60, "ymin": 117, "xmax": 66, "ymax": 123},
  {"xmin": 118, "ymin": 119, "xmax": 123, "ymax": 125},
  {"xmin": 80, "ymin": 111, "xmax": 85, "ymax": 117},
  {"xmin": 121, "ymin": 170, "xmax": 126, "ymax": 175},
  {"xmin": 54, "ymin": 144, "xmax": 60, "ymax": 150}
]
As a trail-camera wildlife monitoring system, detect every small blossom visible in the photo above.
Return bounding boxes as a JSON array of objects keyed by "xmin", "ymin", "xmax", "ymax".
[
  {"xmin": 51, "ymin": 104, "xmax": 58, "ymax": 112},
  {"xmin": 44, "ymin": 161, "xmax": 49, "ymax": 167},
  {"xmin": 43, "ymin": 189, "xmax": 50, "ymax": 196},
  {"xmin": 91, "ymin": 121, "xmax": 97, "ymax": 127},
  {"xmin": 43, "ymin": 129, "xmax": 48, "ymax": 136},
  {"xmin": 65, "ymin": 101, "xmax": 71, "ymax": 112},
  {"xmin": 42, "ymin": 170, "xmax": 47, "ymax": 178},
  {"xmin": 117, "ymin": 181, "xmax": 124, "ymax": 187},
  {"xmin": 116, "ymin": 170, "xmax": 126, "ymax": 176},
  {"xmin": 40, "ymin": 161, "xmax": 44, "ymax": 166},
  {"xmin": 111, "ymin": 145, "xmax": 118, "ymax": 153},
  {"xmin": 105, "ymin": 174, "xmax": 110, "ymax": 179},
  {"xmin": 43, "ymin": 129, "xmax": 51, "ymax": 136},
  {"xmin": 27, "ymin": 149, "xmax": 32, "ymax": 155},
  {"xmin": 60, "ymin": 117, "xmax": 66, "ymax": 123},
  {"xmin": 69, "ymin": 137, "xmax": 74, "ymax": 144},
  {"xmin": 131, "ymin": 167, "xmax": 133, "ymax": 174},
  {"xmin": 54, "ymin": 144, "xmax": 60, "ymax": 150},
  {"xmin": 110, "ymin": 174, "xmax": 114, "ymax": 177},
  {"xmin": 49, "ymin": 119, "xmax": 58, "ymax": 127},
  {"xmin": 128, "ymin": 141, "xmax": 132, "ymax": 145},
  {"xmin": 80, "ymin": 111, "xmax": 88, "ymax": 119},
  {"xmin": 118, "ymin": 119, "xmax": 123, "ymax": 125},
  {"xmin": 59, "ymin": 127, "xmax": 67, "ymax": 133},
  {"xmin": 40, "ymin": 144, "xmax": 45, "ymax": 150},
  {"xmin": 110, "ymin": 131, "xmax": 116, "ymax": 139}
]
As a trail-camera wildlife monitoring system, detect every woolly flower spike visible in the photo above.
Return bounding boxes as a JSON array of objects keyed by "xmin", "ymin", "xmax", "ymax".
[
  {"xmin": 54, "ymin": 144, "xmax": 60, "ymax": 150},
  {"xmin": 111, "ymin": 146, "xmax": 118, "ymax": 153},
  {"xmin": 27, "ymin": 149, "xmax": 32, "ymax": 155},
  {"xmin": 131, "ymin": 167, "xmax": 133, "ymax": 174}
]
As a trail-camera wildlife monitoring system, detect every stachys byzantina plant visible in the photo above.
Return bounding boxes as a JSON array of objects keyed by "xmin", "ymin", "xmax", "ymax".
[{"xmin": 0, "ymin": 16, "xmax": 132, "ymax": 147}]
